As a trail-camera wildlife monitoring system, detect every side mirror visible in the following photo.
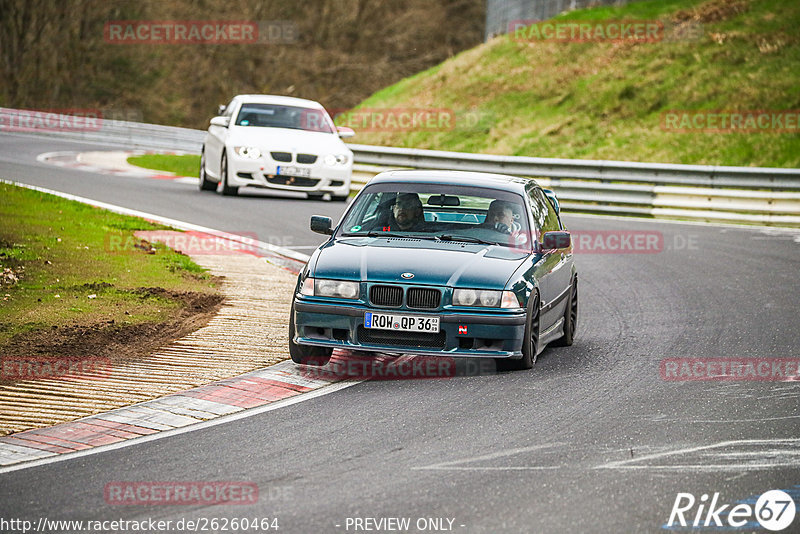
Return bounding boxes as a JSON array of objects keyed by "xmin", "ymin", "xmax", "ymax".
[
  {"xmin": 542, "ymin": 188, "xmax": 560, "ymax": 215},
  {"xmin": 210, "ymin": 116, "xmax": 230, "ymax": 127},
  {"xmin": 310, "ymin": 215, "xmax": 333, "ymax": 235},
  {"xmin": 217, "ymin": 104, "xmax": 227, "ymax": 115},
  {"xmin": 337, "ymin": 126, "xmax": 355, "ymax": 139},
  {"xmin": 541, "ymin": 231, "xmax": 571, "ymax": 251}
]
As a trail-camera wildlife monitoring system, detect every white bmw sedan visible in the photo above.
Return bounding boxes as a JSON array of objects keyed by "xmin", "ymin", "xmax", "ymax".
[{"xmin": 199, "ymin": 94, "xmax": 354, "ymax": 200}]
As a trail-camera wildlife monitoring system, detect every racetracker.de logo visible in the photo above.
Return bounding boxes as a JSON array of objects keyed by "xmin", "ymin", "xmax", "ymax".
[
  {"xmin": 103, "ymin": 20, "xmax": 297, "ymax": 44},
  {"xmin": 1, "ymin": 357, "xmax": 112, "ymax": 381},
  {"xmin": 299, "ymin": 355, "xmax": 457, "ymax": 381},
  {"xmin": 104, "ymin": 481, "xmax": 258, "ymax": 505},
  {"xmin": 660, "ymin": 358, "xmax": 800, "ymax": 381},
  {"xmin": 329, "ymin": 108, "xmax": 457, "ymax": 132},
  {"xmin": 105, "ymin": 231, "xmax": 260, "ymax": 256},
  {"xmin": 661, "ymin": 110, "xmax": 800, "ymax": 133},
  {"xmin": 542, "ymin": 230, "xmax": 664, "ymax": 254},
  {"xmin": 0, "ymin": 108, "xmax": 102, "ymax": 132},
  {"xmin": 509, "ymin": 19, "xmax": 664, "ymax": 42}
]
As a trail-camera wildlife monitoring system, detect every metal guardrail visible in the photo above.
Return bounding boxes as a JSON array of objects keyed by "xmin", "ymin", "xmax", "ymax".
[
  {"xmin": 0, "ymin": 108, "xmax": 205, "ymax": 153},
  {"xmin": 347, "ymin": 144, "xmax": 800, "ymax": 190},
  {"xmin": 3, "ymin": 107, "xmax": 800, "ymax": 225}
]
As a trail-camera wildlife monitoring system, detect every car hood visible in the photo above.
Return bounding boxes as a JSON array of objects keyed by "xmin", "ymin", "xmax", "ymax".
[
  {"xmin": 227, "ymin": 126, "xmax": 350, "ymax": 154},
  {"xmin": 312, "ymin": 238, "xmax": 531, "ymax": 289}
]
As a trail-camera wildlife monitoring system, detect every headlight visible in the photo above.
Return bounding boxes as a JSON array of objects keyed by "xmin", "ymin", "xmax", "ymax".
[
  {"xmin": 324, "ymin": 154, "xmax": 349, "ymax": 166},
  {"xmin": 301, "ymin": 278, "xmax": 359, "ymax": 299},
  {"xmin": 453, "ymin": 289, "xmax": 520, "ymax": 308},
  {"xmin": 234, "ymin": 146, "xmax": 262, "ymax": 159}
]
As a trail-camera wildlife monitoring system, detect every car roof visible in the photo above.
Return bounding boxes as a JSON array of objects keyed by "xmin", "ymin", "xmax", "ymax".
[
  {"xmin": 233, "ymin": 94, "xmax": 325, "ymax": 109},
  {"xmin": 369, "ymin": 170, "xmax": 534, "ymax": 193}
]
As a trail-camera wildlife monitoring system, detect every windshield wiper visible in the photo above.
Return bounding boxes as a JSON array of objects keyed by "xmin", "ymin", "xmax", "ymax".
[
  {"xmin": 366, "ymin": 231, "xmax": 413, "ymax": 239},
  {"xmin": 436, "ymin": 234, "xmax": 497, "ymax": 245},
  {"xmin": 366, "ymin": 232, "xmax": 441, "ymax": 240}
]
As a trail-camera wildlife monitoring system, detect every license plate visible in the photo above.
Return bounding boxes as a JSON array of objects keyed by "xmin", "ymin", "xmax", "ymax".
[
  {"xmin": 277, "ymin": 165, "xmax": 311, "ymax": 178},
  {"xmin": 364, "ymin": 312, "xmax": 440, "ymax": 333}
]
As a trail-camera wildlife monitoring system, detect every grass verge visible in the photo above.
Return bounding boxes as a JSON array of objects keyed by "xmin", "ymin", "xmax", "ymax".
[
  {"xmin": 348, "ymin": 0, "xmax": 800, "ymax": 167},
  {"xmin": 128, "ymin": 154, "xmax": 200, "ymax": 177},
  {"xmin": 0, "ymin": 182, "xmax": 220, "ymax": 364}
]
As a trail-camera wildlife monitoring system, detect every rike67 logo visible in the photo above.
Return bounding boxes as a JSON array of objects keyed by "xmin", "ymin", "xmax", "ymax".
[{"xmin": 668, "ymin": 490, "xmax": 796, "ymax": 531}]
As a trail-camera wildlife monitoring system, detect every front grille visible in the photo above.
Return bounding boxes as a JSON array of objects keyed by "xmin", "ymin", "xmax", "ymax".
[
  {"xmin": 370, "ymin": 285, "xmax": 403, "ymax": 307},
  {"xmin": 358, "ymin": 326, "xmax": 446, "ymax": 349},
  {"xmin": 270, "ymin": 151, "xmax": 292, "ymax": 162},
  {"xmin": 266, "ymin": 175, "xmax": 319, "ymax": 187},
  {"xmin": 407, "ymin": 288, "xmax": 440, "ymax": 309},
  {"xmin": 296, "ymin": 153, "xmax": 317, "ymax": 164}
]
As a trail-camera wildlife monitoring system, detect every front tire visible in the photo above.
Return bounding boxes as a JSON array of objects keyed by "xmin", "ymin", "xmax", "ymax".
[
  {"xmin": 331, "ymin": 194, "xmax": 349, "ymax": 202},
  {"xmin": 198, "ymin": 150, "xmax": 215, "ymax": 191},
  {"xmin": 216, "ymin": 152, "xmax": 239, "ymax": 196},
  {"xmin": 289, "ymin": 301, "xmax": 332, "ymax": 366},
  {"xmin": 553, "ymin": 277, "xmax": 577, "ymax": 347},
  {"xmin": 505, "ymin": 291, "xmax": 540, "ymax": 371}
]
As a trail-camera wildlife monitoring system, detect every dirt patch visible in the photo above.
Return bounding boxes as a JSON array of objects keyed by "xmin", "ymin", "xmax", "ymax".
[
  {"xmin": 1, "ymin": 288, "xmax": 223, "ymax": 384},
  {"xmin": 673, "ymin": 0, "xmax": 750, "ymax": 23}
]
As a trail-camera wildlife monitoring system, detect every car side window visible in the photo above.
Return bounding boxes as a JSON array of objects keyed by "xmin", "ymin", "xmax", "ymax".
[
  {"xmin": 223, "ymin": 99, "xmax": 236, "ymax": 118},
  {"xmin": 528, "ymin": 188, "xmax": 560, "ymax": 250},
  {"xmin": 540, "ymin": 191, "xmax": 560, "ymax": 233},
  {"xmin": 526, "ymin": 189, "xmax": 547, "ymax": 232}
]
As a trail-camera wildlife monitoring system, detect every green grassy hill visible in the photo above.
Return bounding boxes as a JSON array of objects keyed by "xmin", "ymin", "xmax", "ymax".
[{"xmin": 349, "ymin": 0, "xmax": 800, "ymax": 167}]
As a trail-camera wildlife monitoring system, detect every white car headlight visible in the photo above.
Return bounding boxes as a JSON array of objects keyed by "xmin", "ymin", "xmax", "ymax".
[
  {"xmin": 302, "ymin": 278, "xmax": 359, "ymax": 299},
  {"xmin": 453, "ymin": 289, "xmax": 519, "ymax": 308},
  {"xmin": 234, "ymin": 146, "xmax": 262, "ymax": 159},
  {"xmin": 324, "ymin": 154, "xmax": 349, "ymax": 166}
]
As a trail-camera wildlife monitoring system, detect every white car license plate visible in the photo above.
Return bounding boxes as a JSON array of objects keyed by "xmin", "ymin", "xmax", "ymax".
[
  {"xmin": 277, "ymin": 165, "xmax": 311, "ymax": 178},
  {"xmin": 364, "ymin": 312, "xmax": 440, "ymax": 333}
]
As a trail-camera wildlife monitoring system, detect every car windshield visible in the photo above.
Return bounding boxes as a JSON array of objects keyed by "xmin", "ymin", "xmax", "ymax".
[
  {"xmin": 339, "ymin": 184, "xmax": 532, "ymax": 249},
  {"xmin": 234, "ymin": 103, "xmax": 334, "ymax": 133}
]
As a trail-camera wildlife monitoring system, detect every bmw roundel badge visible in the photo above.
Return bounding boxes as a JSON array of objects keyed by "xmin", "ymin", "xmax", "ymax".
[{"xmin": 401, "ymin": 272, "xmax": 414, "ymax": 279}]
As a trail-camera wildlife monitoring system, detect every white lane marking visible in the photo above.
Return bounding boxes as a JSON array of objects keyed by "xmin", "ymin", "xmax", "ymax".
[
  {"xmin": 412, "ymin": 444, "xmax": 565, "ymax": 471},
  {"xmin": 1, "ymin": 179, "xmax": 310, "ymax": 264},
  {"xmin": 649, "ymin": 414, "xmax": 800, "ymax": 424},
  {"xmin": 597, "ymin": 438, "xmax": 800, "ymax": 471},
  {"xmin": 0, "ymin": 380, "xmax": 358, "ymax": 475}
]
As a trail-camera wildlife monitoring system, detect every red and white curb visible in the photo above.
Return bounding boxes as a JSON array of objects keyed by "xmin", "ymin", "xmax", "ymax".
[
  {"xmin": 0, "ymin": 351, "xmax": 449, "ymax": 471},
  {"xmin": 0, "ymin": 353, "xmax": 376, "ymax": 470},
  {"xmin": 36, "ymin": 150, "xmax": 198, "ymax": 184}
]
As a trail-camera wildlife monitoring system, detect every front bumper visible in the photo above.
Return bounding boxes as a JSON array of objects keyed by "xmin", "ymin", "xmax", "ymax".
[
  {"xmin": 293, "ymin": 299, "xmax": 527, "ymax": 358},
  {"xmin": 228, "ymin": 155, "xmax": 351, "ymax": 195}
]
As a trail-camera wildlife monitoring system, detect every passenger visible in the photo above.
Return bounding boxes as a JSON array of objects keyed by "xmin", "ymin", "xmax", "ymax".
[
  {"xmin": 391, "ymin": 193, "xmax": 426, "ymax": 231},
  {"xmin": 482, "ymin": 200, "xmax": 515, "ymax": 233}
]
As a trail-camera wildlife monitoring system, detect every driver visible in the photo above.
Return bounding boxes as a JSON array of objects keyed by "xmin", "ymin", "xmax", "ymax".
[
  {"xmin": 391, "ymin": 193, "xmax": 426, "ymax": 231},
  {"xmin": 482, "ymin": 200, "xmax": 515, "ymax": 233}
]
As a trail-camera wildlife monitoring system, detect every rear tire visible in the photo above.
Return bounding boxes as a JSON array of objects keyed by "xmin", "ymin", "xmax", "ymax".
[
  {"xmin": 504, "ymin": 291, "xmax": 540, "ymax": 371},
  {"xmin": 198, "ymin": 150, "xmax": 215, "ymax": 191},
  {"xmin": 553, "ymin": 277, "xmax": 577, "ymax": 347},
  {"xmin": 289, "ymin": 301, "xmax": 332, "ymax": 366},
  {"xmin": 216, "ymin": 152, "xmax": 239, "ymax": 196},
  {"xmin": 332, "ymin": 194, "xmax": 349, "ymax": 202},
  {"xmin": 307, "ymin": 193, "xmax": 324, "ymax": 201}
]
